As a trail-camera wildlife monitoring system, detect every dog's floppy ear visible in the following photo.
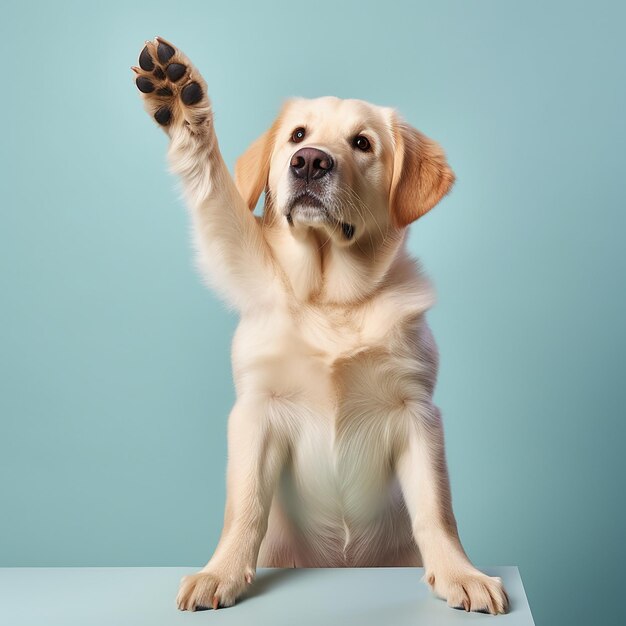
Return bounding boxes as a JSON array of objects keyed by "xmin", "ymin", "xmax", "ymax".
[
  {"xmin": 235, "ymin": 129, "xmax": 274, "ymax": 211},
  {"xmin": 389, "ymin": 115, "xmax": 455, "ymax": 228},
  {"xmin": 235, "ymin": 103, "xmax": 289, "ymax": 211}
]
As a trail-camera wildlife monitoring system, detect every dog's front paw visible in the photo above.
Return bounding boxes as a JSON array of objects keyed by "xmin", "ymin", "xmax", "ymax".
[
  {"xmin": 425, "ymin": 567, "xmax": 509, "ymax": 615},
  {"xmin": 131, "ymin": 37, "xmax": 211, "ymax": 131},
  {"xmin": 176, "ymin": 564, "xmax": 255, "ymax": 611}
]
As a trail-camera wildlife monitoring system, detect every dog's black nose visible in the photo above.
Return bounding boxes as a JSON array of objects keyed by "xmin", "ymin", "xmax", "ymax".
[{"xmin": 290, "ymin": 147, "xmax": 334, "ymax": 181}]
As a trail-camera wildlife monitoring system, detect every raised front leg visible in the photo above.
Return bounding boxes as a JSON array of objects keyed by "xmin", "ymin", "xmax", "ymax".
[
  {"xmin": 132, "ymin": 37, "xmax": 278, "ymax": 311},
  {"xmin": 396, "ymin": 405, "xmax": 509, "ymax": 615},
  {"xmin": 176, "ymin": 398, "xmax": 288, "ymax": 610}
]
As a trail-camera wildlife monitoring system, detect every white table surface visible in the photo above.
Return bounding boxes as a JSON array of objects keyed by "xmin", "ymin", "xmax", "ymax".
[{"xmin": 0, "ymin": 566, "xmax": 535, "ymax": 625}]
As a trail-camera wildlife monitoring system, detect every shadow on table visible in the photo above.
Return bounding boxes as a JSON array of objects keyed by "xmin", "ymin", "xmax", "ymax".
[{"xmin": 240, "ymin": 567, "xmax": 303, "ymax": 603}]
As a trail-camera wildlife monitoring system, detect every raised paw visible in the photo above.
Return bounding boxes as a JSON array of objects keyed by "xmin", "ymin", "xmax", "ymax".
[
  {"xmin": 425, "ymin": 567, "xmax": 509, "ymax": 615},
  {"xmin": 131, "ymin": 37, "xmax": 211, "ymax": 131},
  {"xmin": 176, "ymin": 566, "xmax": 255, "ymax": 611}
]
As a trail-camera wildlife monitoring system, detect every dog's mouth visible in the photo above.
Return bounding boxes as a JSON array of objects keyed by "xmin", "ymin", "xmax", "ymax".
[
  {"xmin": 287, "ymin": 191, "xmax": 327, "ymax": 216},
  {"xmin": 286, "ymin": 192, "xmax": 355, "ymax": 240}
]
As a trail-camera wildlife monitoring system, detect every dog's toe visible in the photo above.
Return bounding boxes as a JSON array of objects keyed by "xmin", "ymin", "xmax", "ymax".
[
  {"xmin": 154, "ymin": 106, "xmax": 172, "ymax": 126},
  {"xmin": 135, "ymin": 76, "xmax": 155, "ymax": 93},
  {"xmin": 157, "ymin": 39, "xmax": 176, "ymax": 64},
  {"xmin": 181, "ymin": 81, "xmax": 203, "ymax": 105},
  {"xmin": 138, "ymin": 45, "xmax": 154, "ymax": 71},
  {"xmin": 165, "ymin": 63, "xmax": 186, "ymax": 82}
]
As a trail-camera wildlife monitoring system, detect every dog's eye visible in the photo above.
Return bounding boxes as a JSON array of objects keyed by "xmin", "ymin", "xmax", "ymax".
[
  {"xmin": 291, "ymin": 127, "xmax": 306, "ymax": 143},
  {"xmin": 353, "ymin": 135, "xmax": 371, "ymax": 151}
]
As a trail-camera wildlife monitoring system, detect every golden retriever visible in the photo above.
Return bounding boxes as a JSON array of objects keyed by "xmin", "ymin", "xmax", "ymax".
[{"xmin": 132, "ymin": 36, "xmax": 509, "ymax": 615}]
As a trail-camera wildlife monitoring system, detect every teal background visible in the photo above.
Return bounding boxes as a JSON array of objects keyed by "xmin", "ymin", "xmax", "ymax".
[{"xmin": 1, "ymin": 1, "xmax": 624, "ymax": 625}]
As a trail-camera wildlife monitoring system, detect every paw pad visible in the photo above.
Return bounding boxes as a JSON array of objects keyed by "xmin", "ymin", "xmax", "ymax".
[
  {"xmin": 154, "ymin": 106, "xmax": 172, "ymax": 126},
  {"xmin": 165, "ymin": 63, "xmax": 186, "ymax": 82},
  {"xmin": 157, "ymin": 41, "xmax": 175, "ymax": 64},
  {"xmin": 135, "ymin": 77, "xmax": 154, "ymax": 93},
  {"xmin": 139, "ymin": 46, "xmax": 154, "ymax": 71},
  {"xmin": 181, "ymin": 82, "xmax": 202, "ymax": 105},
  {"xmin": 133, "ymin": 37, "xmax": 206, "ymax": 127}
]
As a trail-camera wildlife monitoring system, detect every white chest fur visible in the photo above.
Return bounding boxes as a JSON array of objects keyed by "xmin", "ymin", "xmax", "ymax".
[{"xmin": 230, "ymin": 282, "xmax": 435, "ymax": 546}]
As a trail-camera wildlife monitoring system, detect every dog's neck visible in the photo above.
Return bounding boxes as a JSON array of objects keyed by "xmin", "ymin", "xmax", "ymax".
[{"xmin": 263, "ymin": 219, "xmax": 409, "ymax": 305}]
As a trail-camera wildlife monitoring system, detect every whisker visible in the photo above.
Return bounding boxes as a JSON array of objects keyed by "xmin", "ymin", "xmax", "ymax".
[{"xmin": 335, "ymin": 182, "xmax": 389, "ymax": 258}]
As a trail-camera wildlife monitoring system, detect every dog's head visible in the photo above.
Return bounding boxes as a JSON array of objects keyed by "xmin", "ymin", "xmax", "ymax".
[{"xmin": 235, "ymin": 96, "xmax": 454, "ymax": 243}]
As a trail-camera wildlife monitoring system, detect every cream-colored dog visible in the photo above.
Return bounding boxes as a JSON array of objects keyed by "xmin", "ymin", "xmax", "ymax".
[{"xmin": 133, "ymin": 37, "xmax": 509, "ymax": 615}]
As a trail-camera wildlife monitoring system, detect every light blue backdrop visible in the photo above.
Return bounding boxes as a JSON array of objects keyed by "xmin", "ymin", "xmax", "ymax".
[{"xmin": 1, "ymin": 1, "xmax": 624, "ymax": 625}]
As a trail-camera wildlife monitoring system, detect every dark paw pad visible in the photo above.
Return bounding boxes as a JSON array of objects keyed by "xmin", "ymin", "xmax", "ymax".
[
  {"xmin": 157, "ymin": 41, "xmax": 176, "ymax": 64},
  {"xmin": 154, "ymin": 106, "xmax": 172, "ymax": 126},
  {"xmin": 139, "ymin": 46, "xmax": 154, "ymax": 71},
  {"xmin": 166, "ymin": 63, "xmax": 186, "ymax": 82},
  {"xmin": 135, "ymin": 76, "xmax": 154, "ymax": 93},
  {"xmin": 181, "ymin": 82, "xmax": 203, "ymax": 105},
  {"xmin": 153, "ymin": 67, "xmax": 165, "ymax": 80}
]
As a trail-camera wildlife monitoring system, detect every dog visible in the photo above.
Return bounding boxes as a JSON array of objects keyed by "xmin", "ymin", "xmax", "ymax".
[{"xmin": 132, "ymin": 37, "xmax": 509, "ymax": 615}]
